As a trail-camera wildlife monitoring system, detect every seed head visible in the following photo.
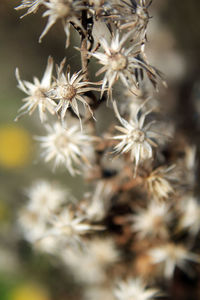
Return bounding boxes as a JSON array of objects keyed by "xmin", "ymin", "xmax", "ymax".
[
  {"xmin": 15, "ymin": 56, "xmax": 55, "ymax": 123},
  {"xmin": 36, "ymin": 121, "xmax": 96, "ymax": 176},
  {"xmin": 112, "ymin": 101, "xmax": 161, "ymax": 174}
]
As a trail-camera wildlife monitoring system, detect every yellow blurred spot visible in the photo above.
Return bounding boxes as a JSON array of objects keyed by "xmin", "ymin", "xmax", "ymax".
[
  {"xmin": 0, "ymin": 125, "xmax": 32, "ymax": 168},
  {"xmin": 10, "ymin": 284, "xmax": 50, "ymax": 300}
]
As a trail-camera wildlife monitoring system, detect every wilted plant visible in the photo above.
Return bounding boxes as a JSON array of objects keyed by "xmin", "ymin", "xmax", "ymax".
[{"xmin": 14, "ymin": 1, "xmax": 199, "ymax": 299}]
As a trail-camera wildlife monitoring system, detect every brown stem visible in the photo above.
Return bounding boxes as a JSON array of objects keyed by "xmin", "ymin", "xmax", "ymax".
[
  {"xmin": 80, "ymin": 6, "xmax": 89, "ymax": 80},
  {"xmin": 79, "ymin": 5, "xmax": 106, "ymax": 176}
]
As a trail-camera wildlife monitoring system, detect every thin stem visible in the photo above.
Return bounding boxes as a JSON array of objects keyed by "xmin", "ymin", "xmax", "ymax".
[{"xmin": 81, "ymin": 5, "xmax": 89, "ymax": 80}]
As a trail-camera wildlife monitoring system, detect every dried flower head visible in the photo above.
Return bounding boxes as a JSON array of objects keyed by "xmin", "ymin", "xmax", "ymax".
[
  {"xmin": 114, "ymin": 278, "xmax": 162, "ymax": 300},
  {"xmin": 91, "ymin": 30, "xmax": 142, "ymax": 97},
  {"xmin": 36, "ymin": 121, "xmax": 96, "ymax": 175},
  {"xmin": 149, "ymin": 243, "xmax": 199, "ymax": 278},
  {"xmin": 46, "ymin": 59, "xmax": 99, "ymax": 126},
  {"xmin": 145, "ymin": 165, "xmax": 176, "ymax": 201},
  {"xmin": 43, "ymin": 207, "xmax": 103, "ymax": 247},
  {"xmin": 119, "ymin": 0, "xmax": 152, "ymax": 38},
  {"xmin": 81, "ymin": 181, "xmax": 114, "ymax": 222},
  {"xmin": 62, "ymin": 247, "xmax": 107, "ymax": 284},
  {"xmin": 15, "ymin": 56, "xmax": 56, "ymax": 123},
  {"xmin": 25, "ymin": 180, "xmax": 67, "ymax": 217},
  {"xmin": 19, "ymin": 208, "xmax": 47, "ymax": 243},
  {"xmin": 62, "ymin": 237, "xmax": 118, "ymax": 284},
  {"xmin": 39, "ymin": 0, "xmax": 85, "ymax": 47},
  {"xmin": 87, "ymin": 237, "xmax": 119, "ymax": 266},
  {"xmin": 18, "ymin": 179, "xmax": 68, "ymax": 243},
  {"xmin": 112, "ymin": 101, "xmax": 161, "ymax": 174},
  {"xmin": 15, "ymin": 0, "xmax": 44, "ymax": 17},
  {"xmin": 88, "ymin": 0, "xmax": 120, "ymax": 20},
  {"xmin": 131, "ymin": 201, "xmax": 172, "ymax": 239},
  {"xmin": 177, "ymin": 196, "xmax": 200, "ymax": 236},
  {"xmin": 91, "ymin": 30, "xmax": 162, "ymax": 98}
]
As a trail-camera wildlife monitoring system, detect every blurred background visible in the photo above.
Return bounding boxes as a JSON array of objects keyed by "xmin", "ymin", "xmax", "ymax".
[{"xmin": 0, "ymin": 0, "xmax": 200, "ymax": 299}]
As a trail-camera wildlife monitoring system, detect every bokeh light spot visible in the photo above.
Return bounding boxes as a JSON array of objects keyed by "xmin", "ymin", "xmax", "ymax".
[
  {"xmin": 0, "ymin": 125, "xmax": 32, "ymax": 168},
  {"xmin": 10, "ymin": 284, "xmax": 50, "ymax": 300}
]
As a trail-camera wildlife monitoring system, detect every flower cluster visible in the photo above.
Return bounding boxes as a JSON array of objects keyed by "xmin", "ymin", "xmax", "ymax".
[
  {"xmin": 14, "ymin": 1, "xmax": 200, "ymax": 300},
  {"xmin": 19, "ymin": 180, "xmax": 104, "ymax": 251}
]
